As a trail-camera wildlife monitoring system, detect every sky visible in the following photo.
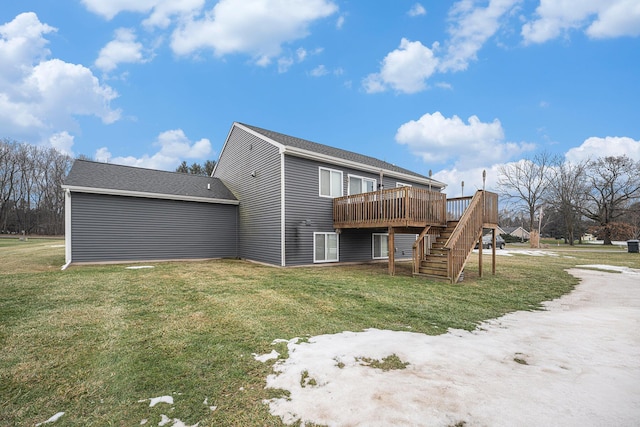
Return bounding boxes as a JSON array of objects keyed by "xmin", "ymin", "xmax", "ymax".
[{"xmin": 1, "ymin": 0, "xmax": 639, "ymax": 196}]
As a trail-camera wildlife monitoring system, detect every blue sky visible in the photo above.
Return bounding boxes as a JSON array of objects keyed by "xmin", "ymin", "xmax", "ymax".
[{"xmin": 1, "ymin": 0, "xmax": 639, "ymax": 195}]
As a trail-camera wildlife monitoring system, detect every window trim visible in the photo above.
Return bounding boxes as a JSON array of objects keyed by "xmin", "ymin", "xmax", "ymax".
[
  {"xmin": 372, "ymin": 232, "xmax": 389, "ymax": 260},
  {"xmin": 347, "ymin": 174, "xmax": 377, "ymax": 195},
  {"xmin": 396, "ymin": 182, "xmax": 412, "ymax": 188},
  {"xmin": 318, "ymin": 167, "xmax": 343, "ymax": 198},
  {"xmin": 314, "ymin": 232, "xmax": 340, "ymax": 263}
]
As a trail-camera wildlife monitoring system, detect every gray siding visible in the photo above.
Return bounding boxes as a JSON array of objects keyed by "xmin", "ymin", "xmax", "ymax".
[
  {"xmin": 213, "ymin": 127, "xmax": 282, "ymax": 265},
  {"xmin": 283, "ymin": 155, "xmax": 419, "ymax": 265},
  {"xmin": 70, "ymin": 193, "xmax": 237, "ymax": 263}
]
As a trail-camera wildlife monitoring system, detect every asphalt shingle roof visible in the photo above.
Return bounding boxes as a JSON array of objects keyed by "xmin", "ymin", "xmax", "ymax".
[
  {"xmin": 240, "ymin": 123, "xmax": 440, "ymax": 184},
  {"xmin": 64, "ymin": 160, "xmax": 237, "ymax": 201}
]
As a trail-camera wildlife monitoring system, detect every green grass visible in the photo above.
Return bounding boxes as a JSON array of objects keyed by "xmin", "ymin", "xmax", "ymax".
[{"xmin": 0, "ymin": 239, "xmax": 637, "ymax": 425}]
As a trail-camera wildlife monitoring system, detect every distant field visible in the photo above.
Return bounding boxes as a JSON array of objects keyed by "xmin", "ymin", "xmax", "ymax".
[{"xmin": 1, "ymin": 238, "xmax": 637, "ymax": 426}]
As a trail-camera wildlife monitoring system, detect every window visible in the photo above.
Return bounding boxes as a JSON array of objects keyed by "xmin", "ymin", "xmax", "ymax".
[
  {"xmin": 348, "ymin": 175, "xmax": 376, "ymax": 195},
  {"xmin": 396, "ymin": 182, "xmax": 412, "ymax": 188},
  {"xmin": 319, "ymin": 167, "xmax": 343, "ymax": 198},
  {"xmin": 372, "ymin": 233, "xmax": 389, "ymax": 259},
  {"xmin": 314, "ymin": 232, "xmax": 339, "ymax": 263}
]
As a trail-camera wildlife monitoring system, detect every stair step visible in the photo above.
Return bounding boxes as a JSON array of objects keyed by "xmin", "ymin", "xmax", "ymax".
[{"xmin": 419, "ymin": 267, "xmax": 449, "ymax": 276}]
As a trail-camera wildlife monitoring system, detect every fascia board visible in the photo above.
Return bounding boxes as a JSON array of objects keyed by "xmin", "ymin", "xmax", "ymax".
[
  {"xmin": 282, "ymin": 146, "xmax": 447, "ymax": 189},
  {"xmin": 233, "ymin": 122, "xmax": 286, "ymax": 151},
  {"xmin": 61, "ymin": 185, "xmax": 239, "ymax": 205}
]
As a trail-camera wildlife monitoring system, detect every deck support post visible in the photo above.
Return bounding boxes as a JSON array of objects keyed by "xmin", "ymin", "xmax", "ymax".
[
  {"xmin": 492, "ymin": 228, "xmax": 496, "ymax": 275},
  {"xmin": 478, "ymin": 232, "xmax": 483, "ymax": 278},
  {"xmin": 388, "ymin": 227, "xmax": 395, "ymax": 276}
]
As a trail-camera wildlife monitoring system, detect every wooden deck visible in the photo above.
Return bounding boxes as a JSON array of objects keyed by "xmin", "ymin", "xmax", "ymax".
[
  {"xmin": 333, "ymin": 187, "xmax": 498, "ymax": 229},
  {"xmin": 333, "ymin": 187, "xmax": 447, "ymax": 229},
  {"xmin": 333, "ymin": 187, "xmax": 499, "ymax": 282}
]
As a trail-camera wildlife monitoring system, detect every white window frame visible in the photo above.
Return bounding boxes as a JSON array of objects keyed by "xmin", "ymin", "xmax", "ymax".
[
  {"xmin": 314, "ymin": 232, "xmax": 339, "ymax": 263},
  {"xmin": 319, "ymin": 167, "xmax": 343, "ymax": 198},
  {"xmin": 348, "ymin": 174, "xmax": 377, "ymax": 195},
  {"xmin": 396, "ymin": 182, "xmax": 412, "ymax": 188},
  {"xmin": 372, "ymin": 233, "xmax": 389, "ymax": 260}
]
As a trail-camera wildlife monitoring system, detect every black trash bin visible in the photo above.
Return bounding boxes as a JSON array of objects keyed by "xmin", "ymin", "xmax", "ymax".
[{"xmin": 628, "ymin": 240, "xmax": 639, "ymax": 253}]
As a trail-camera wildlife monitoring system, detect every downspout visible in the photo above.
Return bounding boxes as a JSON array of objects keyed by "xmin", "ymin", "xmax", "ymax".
[
  {"xmin": 280, "ymin": 150, "xmax": 286, "ymax": 267},
  {"xmin": 61, "ymin": 188, "xmax": 72, "ymax": 270}
]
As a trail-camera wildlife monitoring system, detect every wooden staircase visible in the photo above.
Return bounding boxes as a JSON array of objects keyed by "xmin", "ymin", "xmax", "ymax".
[
  {"xmin": 413, "ymin": 190, "xmax": 494, "ymax": 283},
  {"xmin": 418, "ymin": 221, "xmax": 459, "ymax": 279}
]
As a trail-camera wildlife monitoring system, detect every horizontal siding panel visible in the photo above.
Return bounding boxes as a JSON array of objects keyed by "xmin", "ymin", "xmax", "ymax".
[
  {"xmin": 284, "ymin": 155, "xmax": 422, "ymax": 265},
  {"xmin": 71, "ymin": 193, "xmax": 237, "ymax": 263},
  {"xmin": 213, "ymin": 127, "xmax": 281, "ymax": 265}
]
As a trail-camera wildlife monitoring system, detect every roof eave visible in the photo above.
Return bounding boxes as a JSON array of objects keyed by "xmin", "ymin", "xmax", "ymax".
[
  {"xmin": 281, "ymin": 146, "xmax": 446, "ymax": 188},
  {"xmin": 61, "ymin": 185, "xmax": 239, "ymax": 205}
]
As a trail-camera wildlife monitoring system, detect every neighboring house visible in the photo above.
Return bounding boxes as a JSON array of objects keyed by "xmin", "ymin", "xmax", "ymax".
[
  {"xmin": 62, "ymin": 122, "xmax": 445, "ymax": 268},
  {"xmin": 502, "ymin": 226, "xmax": 530, "ymax": 240}
]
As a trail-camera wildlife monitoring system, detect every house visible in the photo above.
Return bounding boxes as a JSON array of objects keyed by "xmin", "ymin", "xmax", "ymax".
[
  {"xmin": 502, "ymin": 226, "xmax": 530, "ymax": 240},
  {"xmin": 62, "ymin": 122, "xmax": 499, "ymax": 282}
]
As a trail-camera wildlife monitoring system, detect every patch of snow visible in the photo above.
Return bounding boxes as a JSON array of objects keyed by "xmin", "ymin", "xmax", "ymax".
[
  {"xmin": 577, "ymin": 265, "xmax": 640, "ymax": 275},
  {"xmin": 126, "ymin": 265, "xmax": 155, "ymax": 269},
  {"xmin": 35, "ymin": 412, "xmax": 65, "ymax": 426},
  {"xmin": 140, "ymin": 419, "xmax": 148, "ymax": 425},
  {"xmin": 253, "ymin": 349, "xmax": 280, "ymax": 362},
  {"xmin": 149, "ymin": 396, "xmax": 173, "ymax": 407},
  {"xmin": 158, "ymin": 414, "xmax": 199, "ymax": 427},
  {"xmin": 263, "ymin": 265, "xmax": 640, "ymax": 426},
  {"xmin": 272, "ymin": 337, "xmax": 299, "ymax": 345}
]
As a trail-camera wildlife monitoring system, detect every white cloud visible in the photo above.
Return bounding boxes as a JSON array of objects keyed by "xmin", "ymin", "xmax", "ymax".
[
  {"xmin": 95, "ymin": 28, "xmax": 150, "ymax": 72},
  {"xmin": 565, "ymin": 136, "xmax": 640, "ymax": 164},
  {"xmin": 439, "ymin": 0, "xmax": 520, "ymax": 72},
  {"xmin": 48, "ymin": 131, "xmax": 75, "ymax": 156},
  {"xmin": 336, "ymin": 15, "xmax": 346, "ymax": 29},
  {"xmin": 310, "ymin": 65, "xmax": 328, "ymax": 77},
  {"xmin": 522, "ymin": 0, "xmax": 640, "ymax": 44},
  {"xmin": 395, "ymin": 111, "xmax": 535, "ymax": 169},
  {"xmin": 170, "ymin": 0, "xmax": 338, "ymax": 65},
  {"xmin": 434, "ymin": 164, "xmax": 502, "ymax": 197},
  {"xmin": 0, "ymin": 13, "xmax": 121, "ymax": 143},
  {"xmin": 142, "ymin": 0, "xmax": 205, "ymax": 29},
  {"xmin": 363, "ymin": 38, "xmax": 439, "ymax": 94},
  {"xmin": 408, "ymin": 3, "xmax": 427, "ymax": 17},
  {"xmin": 96, "ymin": 129, "xmax": 212, "ymax": 170}
]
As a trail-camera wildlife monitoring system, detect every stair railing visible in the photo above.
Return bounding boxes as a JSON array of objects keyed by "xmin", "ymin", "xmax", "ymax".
[
  {"xmin": 412, "ymin": 226, "xmax": 432, "ymax": 275},
  {"xmin": 443, "ymin": 190, "xmax": 486, "ymax": 283}
]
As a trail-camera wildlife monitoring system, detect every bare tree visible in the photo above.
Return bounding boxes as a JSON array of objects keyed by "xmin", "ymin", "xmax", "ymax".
[
  {"xmin": 497, "ymin": 152, "xmax": 553, "ymax": 232},
  {"xmin": 0, "ymin": 139, "xmax": 71, "ymax": 235},
  {"xmin": 580, "ymin": 155, "xmax": 640, "ymax": 245},
  {"xmin": 546, "ymin": 159, "xmax": 588, "ymax": 245}
]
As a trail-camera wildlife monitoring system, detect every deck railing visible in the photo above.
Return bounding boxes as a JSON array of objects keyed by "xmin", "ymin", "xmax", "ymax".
[{"xmin": 333, "ymin": 187, "xmax": 447, "ymax": 228}]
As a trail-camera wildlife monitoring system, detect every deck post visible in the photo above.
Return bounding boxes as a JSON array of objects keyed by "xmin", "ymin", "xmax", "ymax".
[
  {"xmin": 478, "ymin": 233, "xmax": 483, "ymax": 278},
  {"xmin": 388, "ymin": 227, "xmax": 395, "ymax": 276},
  {"xmin": 492, "ymin": 228, "xmax": 496, "ymax": 275}
]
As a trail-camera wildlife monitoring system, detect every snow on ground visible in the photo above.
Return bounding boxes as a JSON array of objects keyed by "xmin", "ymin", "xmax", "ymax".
[
  {"xmin": 35, "ymin": 412, "xmax": 64, "ymax": 426},
  {"xmin": 253, "ymin": 349, "xmax": 280, "ymax": 362},
  {"xmin": 261, "ymin": 266, "xmax": 640, "ymax": 426}
]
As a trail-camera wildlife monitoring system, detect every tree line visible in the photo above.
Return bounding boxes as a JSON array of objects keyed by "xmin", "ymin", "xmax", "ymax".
[
  {"xmin": 1, "ymin": 138, "xmax": 73, "ymax": 235},
  {"xmin": 497, "ymin": 153, "xmax": 640, "ymax": 245}
]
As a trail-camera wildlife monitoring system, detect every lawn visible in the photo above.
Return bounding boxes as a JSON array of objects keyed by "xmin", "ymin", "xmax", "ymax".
[{"xmin": 1, "ymin": 239, "xmax": 637, "ymax": 426}]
